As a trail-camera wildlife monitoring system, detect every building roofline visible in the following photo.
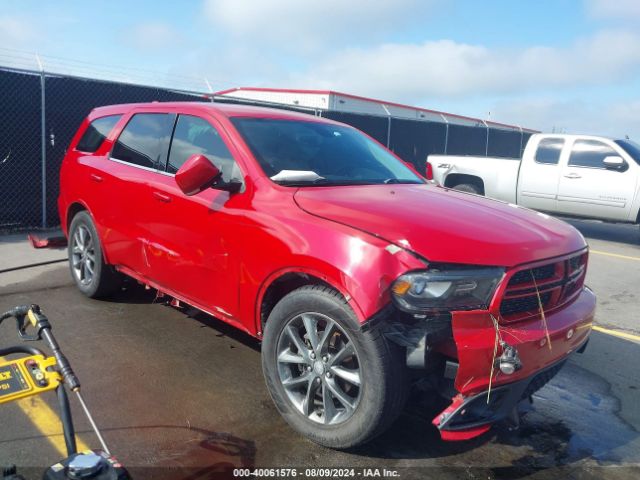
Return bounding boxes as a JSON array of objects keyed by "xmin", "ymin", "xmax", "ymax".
[{"xmin": 213, "ymin": 87, "xmax": 539, "ymax": 133}]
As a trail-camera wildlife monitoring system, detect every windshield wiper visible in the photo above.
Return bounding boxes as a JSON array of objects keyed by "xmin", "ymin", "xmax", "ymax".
[{"xmin": 383, "ymin": 178, "xmax": 424, "ymax": 184}]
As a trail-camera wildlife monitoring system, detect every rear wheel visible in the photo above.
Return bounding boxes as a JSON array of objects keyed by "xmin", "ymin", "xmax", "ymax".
[
  {"xmin": 261, "ymin": 285, "xmax": 408, "ymax": 449},
  {"xmin": 68, "ymin": 211, "xmax": 122, "ymax": 298},
  {"xmin": 452, "ymin": 182, "xmax": 481, "ymax": 195}
]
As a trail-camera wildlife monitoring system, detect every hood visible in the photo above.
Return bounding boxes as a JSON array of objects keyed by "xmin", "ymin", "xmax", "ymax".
[{"xmin": 294, "ymin": 184, "xmax": 586, "ymax": 267}]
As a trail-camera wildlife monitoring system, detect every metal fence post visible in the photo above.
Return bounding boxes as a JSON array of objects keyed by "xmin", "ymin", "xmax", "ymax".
[
  {"xmin": 482, "ymin": 120, "xmax": 489, "ymax": 156},
  {"xmin": 381, "ymin": 104, "xmax": 392, "ymax": 148},
  {"xmin": 36, "ymin": 54, "xmax": 47, "ymax": 228},
  {"xmin": 440, "ymin": 114, "xmax": 449, "ymax": 154},
  {"xmin": 518, "ymin": 126, "xmax": 524, "ymax": 156}
]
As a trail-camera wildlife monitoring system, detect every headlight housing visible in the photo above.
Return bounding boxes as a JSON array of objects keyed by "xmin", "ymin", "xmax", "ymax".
[{"xmin": 391, "ymin": 266, "xmax": 504, "ymax": 314}]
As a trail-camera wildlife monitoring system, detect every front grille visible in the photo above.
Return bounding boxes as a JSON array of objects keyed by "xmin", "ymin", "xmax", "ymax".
[
  {"xmin": 500, "ymin": 291, "xmax": 552, "ymax": 316},
  {"xmin": 499, "ymin": 252, "xmax": 587, "ymax": 322},
  {"xmin": 508, "ymin": 264, "xmax": 555, "ymax": 286}
]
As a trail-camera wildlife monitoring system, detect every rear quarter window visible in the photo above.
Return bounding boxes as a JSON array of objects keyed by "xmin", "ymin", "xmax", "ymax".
[
  {"xmin": 535, "ymin": 138, "xmax": 565, "ymax": 165},
  {"xmin": 75, "ymin": 115, "xmax": 122, "ymax": 153}
]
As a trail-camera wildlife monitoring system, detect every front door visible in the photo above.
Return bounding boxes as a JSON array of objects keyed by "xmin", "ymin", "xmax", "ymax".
[
  {"xmin": 143, "ymin": 113, "xmax": 246, "ymax": 321},
  {"xmin": 556, "ymin": 139, "xmax": 636, "ymax": 221}
]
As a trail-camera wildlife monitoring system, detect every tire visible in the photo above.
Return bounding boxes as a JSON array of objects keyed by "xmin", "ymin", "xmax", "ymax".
[
  {"xmin": 452, "ymin": 183, "xmax": 481, "ymax": 195},
  {"xmin": 68, "ymin": 211, "xmax": 122, "ymax": 298},
  {"xmin": 261, "ymin": 285, "xmax": 408, "ymax": 449}
]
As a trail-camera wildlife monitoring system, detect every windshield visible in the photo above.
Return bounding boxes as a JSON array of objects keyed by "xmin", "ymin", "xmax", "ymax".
[
  {"xmin": 231, "ymin": 117, "xmax": 424, "ymax": 186},
  {"xmin": 615, "ymin": 139, "xmax": 640, "ymax": 165}
]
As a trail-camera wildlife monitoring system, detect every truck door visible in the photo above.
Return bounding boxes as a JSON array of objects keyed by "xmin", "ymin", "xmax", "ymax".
[
  {"xmin": 556, "ymin": 138, "xmax": 636, "ymax": 221},
  {"xmin": 517, "ymin": 136, "xmax": 564, "ymax": 212}
]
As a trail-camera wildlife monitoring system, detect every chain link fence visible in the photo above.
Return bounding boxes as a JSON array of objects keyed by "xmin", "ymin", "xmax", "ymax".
[{"xmin": 0, "ymin": 66, "xmax": 208, "ymax": 232}]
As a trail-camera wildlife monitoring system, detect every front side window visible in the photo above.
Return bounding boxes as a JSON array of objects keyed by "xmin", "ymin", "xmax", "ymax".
[
  {"xmin": 231, "ymin": 117, "xmax": 424, "ymax": 186},
  {"xmin": 568, "ymin": 140, "xmax": 617, "ymax": 169},
  {"xmin": 167, "ymin": 115, "xmax": 240, "ymax": 182},
  {"xmin": 535, "ymin": 137, "xmax": 564, "ymax": 165},
  {"xmin": 111, "ymin": 113, "xmax": 173, "ymax": 169},
  {"xmin": 76, "ymin": 115, "xmax": 121, "ymax": 153}
]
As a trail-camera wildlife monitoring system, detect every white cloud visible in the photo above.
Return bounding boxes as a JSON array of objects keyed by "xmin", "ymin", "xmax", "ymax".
[
  {"xmin": 586, "ymin": 0, "xmax": 640, "ymax": 19},
  {"xmin": 126, "ymin": 22, "xmax": 183, "ymax": 51},
  {"xmin": 202, "ymin": 0, "xmax": 438, "ymax": 52},
  {"xmin": 0, "ymin": 15, "xmax": 36, "ymax": 46},
  {"xmin": 290, "ymin": 30, "xmax": 640, "ymax": 101}
]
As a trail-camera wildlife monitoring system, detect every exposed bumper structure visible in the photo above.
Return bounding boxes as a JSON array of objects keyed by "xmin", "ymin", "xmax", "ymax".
[{"xmin": 434, "ymin": 286, "xmax": 596, "ymax": 441}]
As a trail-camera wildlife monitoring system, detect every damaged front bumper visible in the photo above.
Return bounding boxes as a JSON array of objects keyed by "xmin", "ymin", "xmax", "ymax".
[
  {"xmin": 378, "ymin": 286, "xmax": 596, "ymax": 441},
  {"xmin": 436, "ymin": 286, "xmax": 595, "ymax": 440}
]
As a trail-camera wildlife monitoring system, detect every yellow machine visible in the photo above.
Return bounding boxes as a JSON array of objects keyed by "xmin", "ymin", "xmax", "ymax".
[
  {"xmin": 0, "ymin": 354, "xmax": 61, "ymax": 404},
  {"xmin": 0, "ymin": 304, "xmax": 130, "ymax": 480}
]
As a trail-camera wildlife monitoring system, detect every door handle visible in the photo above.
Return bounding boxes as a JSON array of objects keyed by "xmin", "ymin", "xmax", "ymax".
[
  {"xmin": 563, "ymin": 173, "xmax": 582, "ymax": 179},
  {"xmin": 153, "ymin": 191, "xmax": 172, "ymax": 203},
  {"xmin": 90, "ymin": 173, "xmax": 103, "ymax": 183}
]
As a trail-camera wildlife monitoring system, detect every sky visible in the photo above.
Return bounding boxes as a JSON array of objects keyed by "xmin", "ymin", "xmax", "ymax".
[{"xmin": 1, "ymin": 0, "xmax": 639, "ymax": 138}]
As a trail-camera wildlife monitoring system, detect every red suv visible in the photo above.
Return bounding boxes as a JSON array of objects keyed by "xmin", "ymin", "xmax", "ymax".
[{"xmin": 59, "ymin": 102, "xmax": 595, "ymax": 448}]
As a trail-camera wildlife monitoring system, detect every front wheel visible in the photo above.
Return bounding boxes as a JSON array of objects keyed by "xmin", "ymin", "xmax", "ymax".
[{"xmin": 261, "ymin": 285, "xmax": 408, "ymax": 449}]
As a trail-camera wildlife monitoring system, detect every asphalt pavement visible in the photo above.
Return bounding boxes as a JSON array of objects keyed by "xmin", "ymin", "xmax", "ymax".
[{"xmin": 0, "ymin": 219, "xmax": 639, "ymax": 479}]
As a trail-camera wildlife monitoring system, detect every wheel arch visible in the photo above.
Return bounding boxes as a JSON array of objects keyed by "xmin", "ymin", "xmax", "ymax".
[
  {"xmin": 66, "ymin": 202, "xmax": 112, "ymax": 265},
  {"xmin": 255, "ymin": 268, "xmax": 364, "ymax": 336},
  {"xmin": 443, "ymin": 173, "xmax": 485, "ymax": 194}
]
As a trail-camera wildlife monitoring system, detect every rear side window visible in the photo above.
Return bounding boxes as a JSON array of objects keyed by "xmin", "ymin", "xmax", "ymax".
[
  {"xmin": 75, "ymin": 115, "xmax": 121, "ymax": 153},
  {"xmin": 535, "ymin": 138, "xmax": 564, "ymax": 165},
  {"xmin": 167, "ymin": 114, "xmax": 239, "ymax": 182},
  {"xmin": 568, "ymin": 140, "xmax": 617, "ymax": 169},
  {"xmin": 111, "ymin": 113, "xmax": 174, "ymax": 169}
]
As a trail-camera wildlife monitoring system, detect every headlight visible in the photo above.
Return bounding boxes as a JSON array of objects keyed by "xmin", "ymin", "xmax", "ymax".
[{"xmin": 391, "ymin": 267, "xmax": 504, "ymax": 313}]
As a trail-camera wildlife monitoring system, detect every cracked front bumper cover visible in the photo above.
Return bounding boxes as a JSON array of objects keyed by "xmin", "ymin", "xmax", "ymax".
[
  {"xmin": 432, "ymin": 356, "xmax": 573, "ymax": 440},
  {"xmin": 435, "ymin": 286, "xmax": 595, "ymax": 441}
]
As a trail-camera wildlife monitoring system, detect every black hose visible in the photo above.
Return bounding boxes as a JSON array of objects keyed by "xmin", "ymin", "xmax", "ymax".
[
  {"xmin": 0, "ymin": 258, "xmax": 67, "ymax": 275},
  {"xmin": 0, "ymin": 345, "xmax": 45, "ymax": 357},
  {"xmin": 57, "ymin": 385, "xmax": 77, "ymax": 456}
]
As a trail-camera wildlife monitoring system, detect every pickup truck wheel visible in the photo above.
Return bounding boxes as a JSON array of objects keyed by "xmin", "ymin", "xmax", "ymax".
[
  {"xmin": 452, "ymin": 183, "xmax": 481, "ymax": 194},
  {"xmin": 262, "ymin": 285, "xmax": 408, "ymax": 449},
  {"xmin": 68, "ymin": 211, "xmax": 122, "ymax": 298}
]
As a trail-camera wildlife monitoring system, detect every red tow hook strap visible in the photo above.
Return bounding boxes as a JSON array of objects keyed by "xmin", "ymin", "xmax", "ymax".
[{"xmin": 27, "ymin": 234, "xmax": 68, "ymax": 249}]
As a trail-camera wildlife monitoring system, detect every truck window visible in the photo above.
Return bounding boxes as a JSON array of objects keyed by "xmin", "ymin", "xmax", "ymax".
[
  {"xmin": 568, "ymin": 140, "xmax": 617, "ymax": 169},
  {"xmin": 167, "ymin": 114, "xmax": 239, "ymax": 182},
  {"xmin": 535, "ymin": 138, "xmax": 564, "ymax": 165},
  {"xmin": 615, "ymin": 139, "xmax": 640, "ymax": 165},
  {"xmin": 111, "ymin": 113, "xmax": 174, "ymax": 170},
  {"xmin": 75, "ymin": 115, "xmax": 122, "ymax": 153}
]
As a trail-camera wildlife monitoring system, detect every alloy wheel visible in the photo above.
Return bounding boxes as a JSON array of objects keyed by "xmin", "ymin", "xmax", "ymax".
[
  {"xmin": 276, "ymin": 312, "xmax": 362, "ymax": 425},
  {"xmin": 71, "ymin": 225, "xmax": 96, "ymax": 286}
]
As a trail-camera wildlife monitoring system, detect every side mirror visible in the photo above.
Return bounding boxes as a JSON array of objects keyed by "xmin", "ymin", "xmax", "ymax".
[
  {"xmin": 602, "ymin": 155, "xmax": 627, "ymax": 171},
  {"xmin": 175, "ymin": 154, "xmax": 222, "ymax": 196}
]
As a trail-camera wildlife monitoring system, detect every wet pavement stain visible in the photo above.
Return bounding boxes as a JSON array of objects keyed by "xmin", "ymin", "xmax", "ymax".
[{"xmin": 489, "ymin": 362, "xmax": 639, "ymax": 478}]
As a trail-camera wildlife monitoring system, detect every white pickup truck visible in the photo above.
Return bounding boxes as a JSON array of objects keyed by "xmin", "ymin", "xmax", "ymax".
[{"xmin": 428, "ymin": 133, "xmax": 640, "ymax": 224}]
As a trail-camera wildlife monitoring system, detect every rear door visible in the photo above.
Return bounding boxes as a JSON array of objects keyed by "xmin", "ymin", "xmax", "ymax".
[
  {"xmin": 101, "ymin": 111, "xmax": 175, "ymax": 275},
  {"xmin": 556, "ymin": 138, "xmax": 635, "ymax": 221},
  {"xmin": 517, "ymin": 136, "xmax": 564, "ymax": 212}
]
